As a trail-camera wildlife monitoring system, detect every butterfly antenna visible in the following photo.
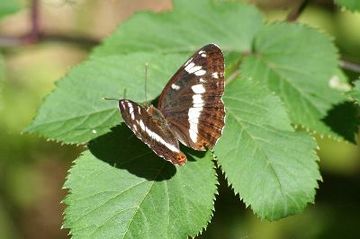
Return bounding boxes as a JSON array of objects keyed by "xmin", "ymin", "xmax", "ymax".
[
  {"xmin": 102, "ymin": 97, "xmax": 119, "ymax": 101},
  {"xmin": 102, "ymin": 88, "xmax": 127, "ymax": 101},
  {"xmin": 144, "ymin": 62, "xmax": 149, "ymax": 103}
]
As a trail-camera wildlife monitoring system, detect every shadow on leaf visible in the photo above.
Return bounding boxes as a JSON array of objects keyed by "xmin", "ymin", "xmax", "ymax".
[
  {"xmin": 322, "ymin": 101, "xmax": 360, "ymax": 143},
  {"xmin": 88, "ymin": 124, "xmax": 176, "ymax": 181},
  {"xmin": 182, "ymin": 145, "xmax": 206, "ymax": 162}
]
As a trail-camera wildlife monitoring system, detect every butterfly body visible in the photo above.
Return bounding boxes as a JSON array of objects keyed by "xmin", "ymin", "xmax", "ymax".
[{"xmin": 118, "ymin": 44, "xmax": 225, "ymax": 165}]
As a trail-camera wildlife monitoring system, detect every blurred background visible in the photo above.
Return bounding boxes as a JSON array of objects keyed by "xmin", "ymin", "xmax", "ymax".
[{"xmin": 0, "ymin": 0, "xmax": 359, "ymax": 238}]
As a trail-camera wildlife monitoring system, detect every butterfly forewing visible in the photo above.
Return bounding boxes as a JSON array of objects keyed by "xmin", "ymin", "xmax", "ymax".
[
  {"xmin": 119, "ymin": 99, "xmax": 187, "ymax": 165},
  {"xmin": 158, "ymin": 44, "xmax": 225, "ymax": 151}
]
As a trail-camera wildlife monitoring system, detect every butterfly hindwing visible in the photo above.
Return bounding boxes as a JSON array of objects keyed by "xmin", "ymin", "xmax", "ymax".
[
  {"xmin": 157, "ymin": 44, "xmax": 225, "ymax": 151},
  {"xmin": 119, "ymin": 99, "xmax": 187, "ymax": 165}
]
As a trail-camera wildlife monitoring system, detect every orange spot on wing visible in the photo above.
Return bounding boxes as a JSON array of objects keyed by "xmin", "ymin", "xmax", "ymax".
[
  {"xmin": 174, "ymin": 152, "xmax": 187, "ymax": 166},
  {"xmin": 196, "ymin": 139, "xmax": 210, "ymax": 150}
]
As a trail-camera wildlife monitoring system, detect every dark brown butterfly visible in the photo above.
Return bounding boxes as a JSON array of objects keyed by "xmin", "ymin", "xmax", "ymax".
[{"xmin": 118, "ymin": 44, "xmax": 225, "ymax": 165}]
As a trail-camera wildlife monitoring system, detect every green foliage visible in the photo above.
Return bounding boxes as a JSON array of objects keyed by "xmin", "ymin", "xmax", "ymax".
[
  {"xmin": 0, "ymin": 0, "xmax": 21, "ymax": 19},
  {"xmin": 24, "ymin": 0, "xmax": 355, "ymax": 237},
  {"xmin": 241, "ymin": 23, "xmax": 346, "ymax": 137},
  {"xmin": 335, "ymin": 0, "xmax": 360, "ymax": 11},
  {"xmin": 215, "ymin": 78, "xmax": 321, "ymax": 220},
  {"xmin": 63, "ymin": 126, "xmax": 217, "ymax": 238}
]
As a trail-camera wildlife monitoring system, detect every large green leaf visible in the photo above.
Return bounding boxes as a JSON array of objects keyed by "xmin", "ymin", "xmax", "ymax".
[
  {"xmin": 93, "ymin": 0, "xmax": 263, "ymax": 56},
  {"xmin": 215, "ymin": 77, "xmax": 321, "ymax": 220},
  {"xmin": 335, "ymin": 0, "xmax": 360, "ymax": 11},
  {"xmin": 63, "ymin": 125, "xmax": 217, "ymax": 238},
  {"xmin": 241, "ymin": 23, "xmax": 346, "ymax": 137}
]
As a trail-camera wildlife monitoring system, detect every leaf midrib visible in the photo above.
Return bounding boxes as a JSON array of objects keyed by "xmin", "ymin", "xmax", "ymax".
[
  {"xmin": 226, "ymin": 109, "xmax": 286, "ymax": 199},
  {"xmin": 122, "ymin": 163, "xmax": 168, "ymax": 239}
]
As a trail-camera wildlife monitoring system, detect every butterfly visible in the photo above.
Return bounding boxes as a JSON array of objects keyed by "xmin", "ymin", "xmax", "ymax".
[{"xmin": 118, "ymin": 44, "xmax": 225, "ymax": 165}]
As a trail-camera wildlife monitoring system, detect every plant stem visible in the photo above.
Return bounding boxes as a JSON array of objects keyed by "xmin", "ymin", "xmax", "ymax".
[
  {"xmin": 340, "ymin": 59, "xmax": 360, "ymax": 74},
  {"xmin": 28, "ymin": 0, "xmax": 39, "ymax": 42},
  {"xmin": 225, "ymin": 69, "xmax": 240, "ymax": 86},
  {"xmin": 0, "ymin": 0, "xmax": 99, "ymax": 49}
]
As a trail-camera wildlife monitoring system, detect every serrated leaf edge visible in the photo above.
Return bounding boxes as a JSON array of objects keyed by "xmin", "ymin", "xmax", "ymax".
[
  {"xmin": 190, "ymin": 159, "xmax": 219, "ymax": 238},
  {"xmin": 247, "ymin": 21, "xmax": 349, "ymax": 142}
]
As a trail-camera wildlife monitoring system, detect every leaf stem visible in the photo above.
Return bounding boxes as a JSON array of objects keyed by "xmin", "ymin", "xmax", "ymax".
[
  {"xmin": 286, "ymin": 0, "xmax": 310, "ymax": 22},
  {"xmin": 224, "ymin": 52, "xmax": 248, "ymax": 85},
  {"xmin": 225, "ymin": 69, "xmax": 240, "ymax": 86}
]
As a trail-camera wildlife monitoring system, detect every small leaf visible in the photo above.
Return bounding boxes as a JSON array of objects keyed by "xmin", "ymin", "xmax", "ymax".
[
  {"xmin": 335, "ymin": 0, "xmax": 360, "ymax": 11},
  {"xmin": 93, "ymin": 0, "xmax": 263, "ymax": 56},
  {"xmin": 348, "ymin": 80, "xmax": 360, "ymax": 104},
  {"xmin": 215, "ymin": 78, "xmax": 321, "ymax": 220},
  {"xmin": 320, "ymin": 69, "xmax": 357, "ymax": 142},
  {"xmin": 241, "ymin": 23, "xmax": 346, "ymax": 138},
  {"xmin": 63, "ymin": 125, "xmax": 217, "ymax": 238}
]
